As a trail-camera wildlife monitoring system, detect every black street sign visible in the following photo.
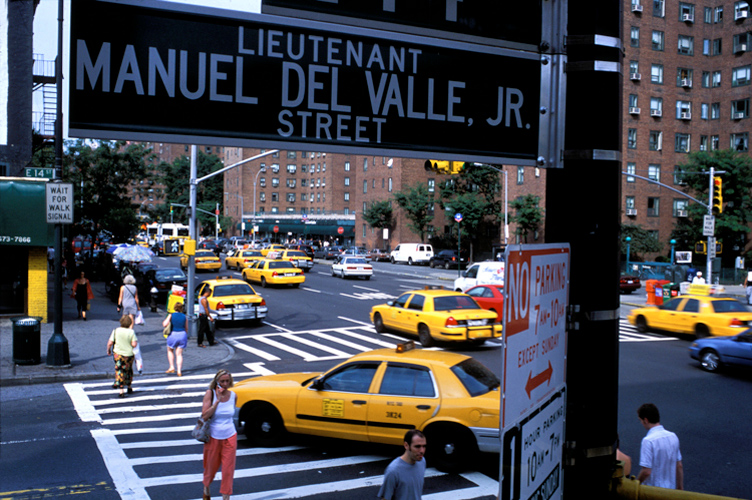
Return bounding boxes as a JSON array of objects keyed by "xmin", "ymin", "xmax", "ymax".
[
  {"xmin": 70, "ymin": 0, "xmax": 542, "ymax": 164},
  {"xmin": 262, "ymin": 0, "xmax": 542, "ymax": 48}
]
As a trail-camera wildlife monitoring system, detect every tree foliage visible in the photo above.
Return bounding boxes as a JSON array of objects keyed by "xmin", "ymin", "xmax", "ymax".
[
  {"xmin": 393, "ymin": 183, "xmax": 434, "ymax": 243},
  {"xmin": 63, "ymin": 140, "xmax": 155, "ymax": 241},
  {"xmin": 672, "ymin": 150, "xmax": 752, "ymax": 265},
  {"xmin": 621, "ymin": 224, "xmax": 663, "ymax": 262},
  {"xmin": 509, "ymin": 194, "xmax": 544, "ymax": 242},
  {"xmin": 362, "ymin": 200, "xmax": 393, "ymax": 229}
]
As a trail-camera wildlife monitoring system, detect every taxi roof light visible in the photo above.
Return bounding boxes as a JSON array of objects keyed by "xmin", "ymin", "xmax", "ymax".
[
  {"xmin": 396, "ymin": 341, "xmax": 416, "ymax": 353},
  {"xmin": 424, "ymin": 285, "xmax": 445, "ymax": 290}
]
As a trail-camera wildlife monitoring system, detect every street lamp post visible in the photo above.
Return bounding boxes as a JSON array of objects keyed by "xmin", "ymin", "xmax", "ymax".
[
  {"xmin": 670, "ymin": 239, "xmax": 676, "ymax": 265},
  {"xmin": 625, "ymin": 236, "xmax": 631, "ymax": 273},
  {"xmin": 252, "ymin": 166, "xmax": 266, "ymax": 245}
]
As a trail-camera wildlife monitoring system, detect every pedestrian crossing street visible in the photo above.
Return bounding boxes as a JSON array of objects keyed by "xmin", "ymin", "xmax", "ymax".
[{"xmin": 65, "ymin": 371, "xmax": 499, "ymax": 500}]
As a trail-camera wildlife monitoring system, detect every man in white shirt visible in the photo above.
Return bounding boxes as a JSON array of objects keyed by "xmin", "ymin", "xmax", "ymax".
[
  {"xmin": 637, "ymin": 403, "xmax": 684, "ymax": 490},
  {"xmin": 692, "ymin": 272, "xmax": 705, "ymax": 284}
]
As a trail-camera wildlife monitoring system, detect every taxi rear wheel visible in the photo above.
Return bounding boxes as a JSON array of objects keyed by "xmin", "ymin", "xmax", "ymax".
[
  {"xmin": 244, "ymin": 404, "xmax": 285, "ymax": 447},
  {"xmin": 261, "ymin": 277, "xmax": 268, "ymax": 288},
  {"xmin": 426, "ymin": 425, "xmax": 476, "ymax": 472},
  {"xmin": 695, "ymin": 324, "xmax": 710, "ymax": 338},
  {"xmin": 418, "ymin": 324, "xmax": 434, "ymax": 347},
  {"xmin": 635, "ymin": 316, "xmax": 648, "ymax": 333}
]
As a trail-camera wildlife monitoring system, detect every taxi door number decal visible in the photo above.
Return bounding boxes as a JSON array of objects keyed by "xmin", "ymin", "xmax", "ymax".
[{"xmin": 322, "ymin": 398, "xmax": 344, "ymax": 417}]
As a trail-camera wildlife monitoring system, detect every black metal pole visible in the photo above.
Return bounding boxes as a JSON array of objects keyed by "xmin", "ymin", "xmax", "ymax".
[
  {"xmin": 48, "ymin": 0, "xmax": 70, "ymax": 366},
  {"xmin": 547, "ymin": 0, "xmax": 622, "ymax": 496}
]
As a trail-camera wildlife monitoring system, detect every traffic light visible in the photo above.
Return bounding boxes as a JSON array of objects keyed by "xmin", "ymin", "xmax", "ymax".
[
  {"xmin": 712, "ymin": 176, "xmax": 723, "ymax": 214},
  {"xmin": 424, "ymin": 160, "xmax": 464, "ymax": 175},
  {"xmin": 694, "ymin": 241, "xmax": 707, "ymax": 255},
  {"xmin": 170, "ymin": 204, "xmax": 174, "ymax": 214}
]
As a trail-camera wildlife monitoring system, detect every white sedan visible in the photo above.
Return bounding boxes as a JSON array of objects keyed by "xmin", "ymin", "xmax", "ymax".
[{"xmin": 331, "ymin": 256, "xmax": 373, "ymax": 279}]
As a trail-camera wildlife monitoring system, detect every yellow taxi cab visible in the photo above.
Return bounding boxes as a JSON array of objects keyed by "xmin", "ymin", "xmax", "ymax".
[
  {"xmin": 241, "ymin": 259, "xmax": 305, "ymax": 288},
  {"xmin": 370, "ymin": 289, "xmax": 502, "ymax": 347},
  {"xmin": 193, "ymin": 277, "xmax": 267, "ymax": 324},
  {"xmin": 628, "ymin": 284, "xmax": 752, "ymax": 337},
  {"xmin": 260, "ymin": 244, "xmax": 287, "ymax": 257},
  {"xmin": 225, "ymin": 249, "xmax": 264, "ymax": 270},
  {"xmin": 180, "ymin": 249, "xmax": 222, "ymax": 272},
  {"xmin": 232, "ymin": 341, "xmax": 500, "ymax": 471},
  {"xmin": 277, "ymin": 249, "xmax": 315, "ymax": 272}
]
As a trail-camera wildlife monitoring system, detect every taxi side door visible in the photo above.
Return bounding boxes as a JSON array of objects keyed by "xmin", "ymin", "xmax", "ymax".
[
  {"xmin": 243, "ymin": 261, "xmax": 262, "ymax": 283},
  {"xmin": 383, "ymin": 293, "xmax": 413, "ymax": 332},
  {"xmin": 650, "ymin": 297, "xmax": 686, "ymax": 331},
  {"xmin": 295, "ymin": 361, "xmax": 381, "ymax": 442},
  {"xmin": 367, "ymin": 362, "xmax": 438, "ymax": 444}
]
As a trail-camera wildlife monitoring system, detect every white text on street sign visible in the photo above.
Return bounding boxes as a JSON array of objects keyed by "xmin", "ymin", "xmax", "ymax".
[
  {"xmin": 46, "ymin": 183, "xmax": 74, "ymax": 224},
  {"xmin": 703, "ymin": 215, "xmax": 715, "ymax": 237}
]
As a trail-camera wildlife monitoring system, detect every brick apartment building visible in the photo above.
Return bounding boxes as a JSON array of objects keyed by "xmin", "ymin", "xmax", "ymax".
[{"xmin": 622, "ymin": 0, "xmax": 752, "ymax": 257}]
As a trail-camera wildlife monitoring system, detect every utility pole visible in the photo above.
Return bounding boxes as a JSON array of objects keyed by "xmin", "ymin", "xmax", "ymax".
[{"xmin": 545, "ymin": 1, "xmax": 622, "ymax": 497}]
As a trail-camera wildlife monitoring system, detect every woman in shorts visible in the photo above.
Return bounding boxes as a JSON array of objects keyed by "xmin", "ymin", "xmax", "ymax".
[{"xmin": 162, "ymin": 301, "xmax": 188, "ymax": 376}]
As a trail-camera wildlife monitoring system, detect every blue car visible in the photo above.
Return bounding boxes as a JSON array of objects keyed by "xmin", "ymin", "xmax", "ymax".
[{"xmin": 689, "ymin": 330, "xmax": 752, "ymax": 372}]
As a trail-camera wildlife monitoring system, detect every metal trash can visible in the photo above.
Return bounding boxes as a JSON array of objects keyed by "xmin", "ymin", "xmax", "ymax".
[{"xmin": 12, "ymin": 316, "xmax": 42, "ymax": 365}]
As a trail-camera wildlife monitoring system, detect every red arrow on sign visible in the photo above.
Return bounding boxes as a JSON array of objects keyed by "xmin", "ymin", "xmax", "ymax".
[{"xmin": 525, "ymin": 361, "xmax": 553, "ymax": 399}]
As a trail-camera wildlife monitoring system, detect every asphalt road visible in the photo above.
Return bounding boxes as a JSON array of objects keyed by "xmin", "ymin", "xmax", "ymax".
[{"xmin": 1, "ymin": 257, "xmax": 750, "ymax": 499}]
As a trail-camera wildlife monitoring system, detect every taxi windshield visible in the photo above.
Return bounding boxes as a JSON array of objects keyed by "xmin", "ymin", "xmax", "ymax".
[
  {"xmin": 433, "ymin": 295, "xmax": 480, "ymax": 311},
  {"xmin": 213, "ymin": 284, "xmax": 256, "ymax": 297},
  {"xmin": 450, "ymin": 358, "xmax": 500, "ymax": 397},
  {"xmin": 712, "ymin": 300, "xmax": 750, "ymax": 313},
  {"xmin": 242, "ymin": 251, "xmax": 262, "ymax": 257}
]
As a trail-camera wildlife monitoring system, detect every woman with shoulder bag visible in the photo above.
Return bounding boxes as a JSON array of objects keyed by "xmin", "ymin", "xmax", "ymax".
[
  {"xmin": 162, "ymin": 301, "xmax": 188, "ymax": 376},
  {"xmin": 71, "ymin": 271, "xmax": 94, "ymax": 320},
  {"xmin": 117, "ymin": 275, "xmax": 140, "ymax": 325},
  {"xmin": 106, "ymin": 316, "xmax": 138, "ymax": 397},
  {"xmin": 201, "ymin": 369, "xmax": 237, "ymax": 500}
]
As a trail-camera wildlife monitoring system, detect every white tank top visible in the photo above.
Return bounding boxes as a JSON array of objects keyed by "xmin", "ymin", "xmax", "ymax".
[{"xmin": 209, "ymin": 391, "xmax": 237, "ymax": 440}]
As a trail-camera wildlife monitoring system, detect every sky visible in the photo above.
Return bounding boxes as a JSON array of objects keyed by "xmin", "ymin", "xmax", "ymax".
[{"xmin": 32, "ymin": 0, "xmax": 262, "ymax": 116}]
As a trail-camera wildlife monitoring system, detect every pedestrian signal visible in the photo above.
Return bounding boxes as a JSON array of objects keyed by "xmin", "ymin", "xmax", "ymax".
[
  {"xmin": 712, "ymin": 176, "xmax": 723, "ymax": 214},
  {"xmin": 424, "ymin": 160, "xmax": 464, "ymax": 175},
  {"xmin": 694, "ymin": 241, "xmax": 707, "ymax": 255}
]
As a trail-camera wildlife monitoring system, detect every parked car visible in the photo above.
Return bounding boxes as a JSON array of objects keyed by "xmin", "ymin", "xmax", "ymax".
[
  {"xmin": 390, "ymin": 243, "xmax": 433, "ymax": 265},
  {"xmin": 620, "ymin": 274, "xmax": 641, "ymax": 294},
  {"xmin": 369, "ymin": 249, "xmax": 390, "ymax": 262},
  {"xmin": 331, "ymin": 256, "xmax": 373, "ymax": 279},
  {"xmin": 454, "ymin": 261, "xmax": 505, "ymax": 292},
  {"xmin": 429, "ymin": 249, "xmax": 469, "ymax": 270},
  {"xmin": 689, "ymin": 329, "xmax": 752, "ymax": 372}
]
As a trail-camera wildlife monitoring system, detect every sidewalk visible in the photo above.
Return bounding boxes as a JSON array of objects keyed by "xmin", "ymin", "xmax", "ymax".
[{"xmin": 0, "ymin": 274, "xmax": 233, "ymax": 387}]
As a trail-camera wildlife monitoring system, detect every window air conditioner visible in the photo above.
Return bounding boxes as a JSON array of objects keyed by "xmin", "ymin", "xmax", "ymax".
[
  {"xmin": 682, "ymin": 13, "xmax": 694, "ymax": 22},
  {"xmin": 680, "ymin": 112, "xmax": 692, "ymax": 120},
  {"xmin": 681, "ymin": 78, "xmax": 692, "ymax": 88},
  {"xmin": 735, "ymin": 11, "xmax": 749, "ymax": 21},
  {"xmin": 735, "ymin": 43, "xmax": 748, "ymax": 53},
  {"xmin": 733, "ymin": 112, "xmax": 746, "ymax": 119},
  {"xmin": 632, "ymin": 3, "xmax": 643, "ymax": 12},
  {"xmin": 650, "ymin": 109, "xmax": 662, "ymax": 117},
  {"xmin": 626, "ymin": 208, "xmax": 637, "ymax": 216},
  {"xmin": 630, "ymin": 73, "xmax": 642, "ymax": 81},
  {"xmin": 629, "ymin": 107, "xmax": 641, "ymax": 115},
  {"xmin": 677, "ymin": 210, "xmax": 688, "ymax": 217}
]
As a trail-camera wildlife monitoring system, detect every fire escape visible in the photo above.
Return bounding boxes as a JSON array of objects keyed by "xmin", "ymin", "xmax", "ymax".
[{"xmin": 32, "ymin": 53, "xmax": 56, "ymax": 143}]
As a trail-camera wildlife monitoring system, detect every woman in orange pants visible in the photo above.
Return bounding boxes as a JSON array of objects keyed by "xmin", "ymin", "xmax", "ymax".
[{"xmin": 201, "ymin": 370, "xmax": 237, "ymax": 500}]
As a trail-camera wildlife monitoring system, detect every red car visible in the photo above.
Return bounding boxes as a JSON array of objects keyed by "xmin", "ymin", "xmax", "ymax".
[
  {"xmin": 464, "ymin": 284, "xmax": 504, "ymax": 321},
  {"xmin": 620, "ymin": 274, "xmax": 641, "ymax": 294}
]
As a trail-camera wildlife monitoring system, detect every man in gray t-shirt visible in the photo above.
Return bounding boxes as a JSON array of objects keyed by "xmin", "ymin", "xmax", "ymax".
[{"xmin": 378, "ymin": 429, "xmax": 427, "ymax": 500}]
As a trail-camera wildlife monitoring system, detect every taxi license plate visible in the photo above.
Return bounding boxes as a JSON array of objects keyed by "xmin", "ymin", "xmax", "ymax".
[
  {"xmin": 235, "ymin": 304, "xmax": 249, "ymax": 310},
  {"xmin": 467, "ymin": 320, "xmax": 486, "ymax": 326},
  {"xmin": 284, "ymin": 273, "xmax": 296, "ymax": 277}
]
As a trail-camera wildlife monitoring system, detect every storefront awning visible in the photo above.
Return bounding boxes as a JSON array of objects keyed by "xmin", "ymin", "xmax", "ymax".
[{"xmin": 0, "ymin": 179, "xmax": 55, "ymax": 246}]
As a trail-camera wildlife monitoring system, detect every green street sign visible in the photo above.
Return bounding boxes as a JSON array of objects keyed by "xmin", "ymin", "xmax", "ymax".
[{"xmin": 25, "ymin": 168, "xmax": 54, "ymax": 179}]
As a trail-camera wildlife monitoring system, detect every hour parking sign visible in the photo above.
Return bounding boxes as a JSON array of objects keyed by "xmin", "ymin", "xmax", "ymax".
[{"xmin": 501, "ymin": 243, "xmax": 569, "ymax": 500}]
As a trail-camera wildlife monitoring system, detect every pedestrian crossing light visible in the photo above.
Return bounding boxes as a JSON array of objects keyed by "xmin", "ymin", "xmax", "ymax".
[
  {"xmin": 170, "ymin": 204, "xmax": 174, "ymax": 214},
  {"xmin": 694, "ymin": 241, "xmax": 707, "ymax": 255},
  {"xmin": 712, "ymin": 176, "xmax": 723, "ymax": 214},
  {"xmin": 424, "ymin": 160, "xmax": 465, "ymax": 175}
]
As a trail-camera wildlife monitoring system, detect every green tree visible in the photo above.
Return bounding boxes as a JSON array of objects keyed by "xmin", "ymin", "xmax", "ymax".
[
  {"xmin": 437, "ymin": 164, "xmax": 503, "ymax": 258},
  {"xmin": 64, "ymin": 140, "xmax": 155, "ymax": 241},
  {"xmin": 509, "ymin": 194, "xmax": 544, "ymax": 242},
  {"xmin": 393, "ymin": 183, "xmax": 435, "ymax": 243},
  {"xmin": 362, "ymin": 200, "xmax": 393, "ymax": 247},
  {"xmin": 156, "ymin": 151, "xmax": 227, "ymax": 236},
  {"xmin": 672, "ymin": 150, "xmax": 752, "ymax": 266},
  {"xmin": 621, "ymin": 224, "xmax": 662, "ymax": 262}
]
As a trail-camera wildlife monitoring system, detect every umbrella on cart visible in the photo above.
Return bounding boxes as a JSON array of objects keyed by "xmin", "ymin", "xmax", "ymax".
[
  {"xmin": 113, "ymin": 244, "xmax": 154, "ymax": 263},
  {"xmin": 106, "ymin": 243, "xmax": 129, "ymax": 254}
]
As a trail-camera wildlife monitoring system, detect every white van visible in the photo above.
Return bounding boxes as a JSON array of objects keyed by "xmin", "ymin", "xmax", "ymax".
[
  {"xmin": 454, "ymin": 261, "xmax": 505, "ymax": 291},
  {"xmin": 390, "ymin": 243, "xmax": 434, "ymax": 265}
]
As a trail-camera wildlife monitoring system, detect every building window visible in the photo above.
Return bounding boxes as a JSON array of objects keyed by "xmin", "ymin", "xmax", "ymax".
[
  {"xmin": 653, "ymin": 0, "xmax": 665, "ymax": 17},
  {"xmin": 701, "ymin": 103, "xmax": 709, "ymax": 119},
  {"xmin": 733, "ymin": 32, "xmax": 750, "ymax": 53},
  {"xmin": 673, "ymin": 165, "xmax": 687, "ymax": 185},
  {"xmin": 363, "ymin": 158, "xmax": 368, "ymax": 171},
  {"xmin": 344, "ymin": 192, "xmax": 350, "ymax": 201},
  {"xmin": 271, "ymin": 163, "xmax": 280, "ymax": 173},
  {"xmin": 629, "ymin": 94, "xmax": 639, "ymax": 108},
  {"xmin": 650, "ymin": 97, "xmax": 663, "ymax": 115},
  {"xmin": 301, "ymin": 164, "xmax": 308, "ymax": 173},
  {"xmin": 517, "ymin": 166, "xmax": 525, "ymax": 184},
  {"xmin": 271, "ymin": 207, "xmax": 279, "ymax": 214},
  {"xmin": 673, "ymin": 199, "xmax": 689, "ymax": 216},
  {"xmin": 652, "ymin": 30, "xmax": 664, "ymax": 50},
  {"xmin": 344, "ymin": 161, "xmax": 350, "ymax": 171},
  {"xmin": 651, "ymin": 64, "xmax": 664, "ymax": 84},
  {"xmin": 735, "ymin": 1, "xmax": 750, "ymax": 19},
  {"xmin": 259, "ymin": 192, "xmax": 266, "ymax": 201},
  {"xmin": 704, "ymin": 6, "xmax": 712, "ymax": 22},
  {"xmin": 712, "ymin": 71, "xmax": 722, "ymax": 87},
  {"xmin": 732, "ymin": 65, "xmax": 751, "ymax": 86},
  {"xmin": 648, "ymin": 164, "xmax": 661, "ymax": 182},
  {"xmin": 301, "ymin": 193, "xmax": 307, "ymax": 201},
  {"xmin": 711, "ymin": 135, "xmax": 720, "ymax": 150},
  {"xmin": 388, "ymin": 178, "xmax": 393, "ymax": 192},
  {"xmin": 271, "ymin": 192, "xmax": 279, "ymax": 202},
  {"xmin": 363, "ymin": 180, "xmax": 368, "ymax": 194},
  {"xmin": 711, "ymin": 102, "xmax": 721, "ymax": 119},
  {"xmin": 322, "ymin": 163, "xmax": 326, "ymax": 172},
  {"xmin": 649, "ymin": 130, "xmax": 662, "ymax": 150},
  {"xmin": 344, "ymin": 177, "xmax": 350, "ymax": 186},
  {"xmin": 301, "ymin": 178, "xmax": 307, "ymax": 187},
  {"xmin": 676, "ymin": 100, "xmax": 692, "ymax": 118},
  {"xmin": 286, "ymin": 179, "xmax": 296, "ymax": 188},
  {"xmin": 647, "ymin": 197, "xmax": 660, "ymax": 217},
  {"xmin": 287, "ymin": 164, "xmax": 297, "ymax": 174},
  {"xmin": 677, "ymin": 68, "xmax": 693, "ymax": 86},
  {"xmin": 272, "ymin": 178, "xmax": 280, "ymax": 188},
  {"xmin": 700, "ymin": 135, "xmax": 709, "ymax": 151},
  {"xmin": 679, "ymin": 3, "xmax": 695, "ymax": 20},
  {"xmin": 702, "ymin": 71, "xmax": 711, "ymax": 87},
  {"xmin": 703, "ymin": 39, "xmax": 711, "ymax": 55},
  {"xmin": 287, "ymin": 193, "xmax": 296, "ymax": 202},
  {"xmin": 287, "ymin": 151, "xmax": 296, "ymax": 159},
  {"xmin": 714, "ymin": 6, "xmax": 723, "ymax": 22},
  {"xmin": 712, "ymin": 38, "xmax": 722, "ymax": 55},
  {"xmin": 731, "ymin": 132, "xmax": 749, "ymax": 151},
  {"xmin": 675, "ymin": 133, "xmax": 691, "ymax": 153},
  {"xmin": 628, "ymin": 129, "xmax": 637, "ymax": 149},
  {"xmin": 732, "ymin": 98, "xmax": 750, "ymax": 118},
  {"xmin": 626, "ymin": 196, "xmax": 635, "ymax": 210},
  {"xmin": 678, "ymin": 35, "xmax": 694, "ymax": 55},
  {"xmin": 630, "ymin": 60, "xmax": 640, "ymax": 75},
  {"xmin": 272, "ymin": 151, "xmax": 280, "ymax": 158},
  {"xmin": 428, "ymin": 179, "xmax": 435, "ymax": 193},
  {"xmin": 631, "ymin": 27, "xmax": 640, "ymax": 47},
  {"xmin": 627, "ymin": 162, "xmax": 636, "ymax": 182}
]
